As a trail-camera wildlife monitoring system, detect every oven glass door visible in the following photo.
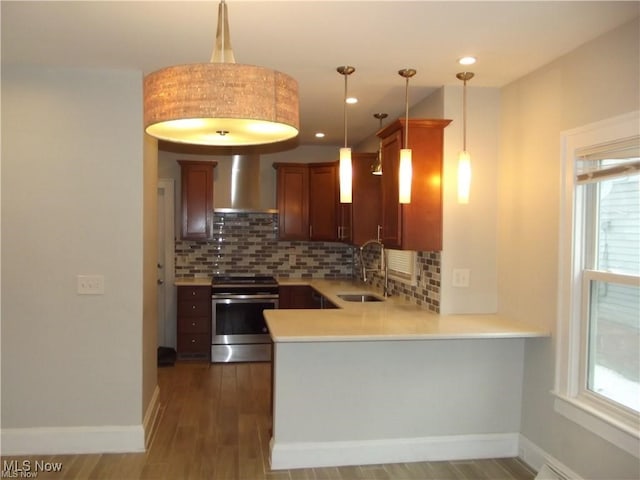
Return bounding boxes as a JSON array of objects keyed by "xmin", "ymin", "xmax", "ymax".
[{"xmin": 212, "ymin": 298, "xmax": 276, "ymax": 345}]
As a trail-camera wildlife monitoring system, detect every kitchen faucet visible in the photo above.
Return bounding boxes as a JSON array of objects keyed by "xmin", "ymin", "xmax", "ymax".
[{"xmin": 359, "ymin": 239, "xmax": 390, "ymax": 297}]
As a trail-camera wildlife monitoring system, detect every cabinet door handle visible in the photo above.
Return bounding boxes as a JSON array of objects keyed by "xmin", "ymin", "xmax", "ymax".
[
  {"xmin": 309, "ymin": 225, "xmax": 313, "ymax": 238},
  {"xmin": 192, "ymin": 291, "xmax": 196, "ymax": 296},
  {"xmin": 192, "ymin": 305, "xmax": 196, "ymax": 309},
  {"xmin": 191, "ymin": 339, "xmax": 196, "ymax": 343},
  {"xmin": 191, "ymin": 322, "xmax": 196, "ymax": 326}
]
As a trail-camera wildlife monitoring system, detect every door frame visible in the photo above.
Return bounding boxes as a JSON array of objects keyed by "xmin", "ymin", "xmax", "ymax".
[{"xmin": 158, "ymin": 178, "xmax": 176, "ymax": 348}]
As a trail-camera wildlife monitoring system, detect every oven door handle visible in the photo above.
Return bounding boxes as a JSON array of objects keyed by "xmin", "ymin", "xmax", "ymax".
[{"xmin": 212, "ymin": 294, "xmax": 279, "ymax": 301}]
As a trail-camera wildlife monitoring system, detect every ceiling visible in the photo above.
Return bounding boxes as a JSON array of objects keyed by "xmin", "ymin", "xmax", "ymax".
[{"xmin": 3, "ymin": 1, "xmax": 638, "ymax": 151}]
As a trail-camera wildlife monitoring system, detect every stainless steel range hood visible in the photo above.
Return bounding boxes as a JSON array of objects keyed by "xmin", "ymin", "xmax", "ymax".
[{"xmin": 213, "ymin": 154, "xmax": 276, "ymax": 213}]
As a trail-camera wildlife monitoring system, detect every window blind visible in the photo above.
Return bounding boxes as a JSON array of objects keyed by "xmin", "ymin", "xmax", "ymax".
[
  {"xmin": 386, "ymin": 249, "xmax": 417, "ymax": 285},
  {"xmin": 576, "ymin": 135, "xmax": 640, "ymax": 184}
]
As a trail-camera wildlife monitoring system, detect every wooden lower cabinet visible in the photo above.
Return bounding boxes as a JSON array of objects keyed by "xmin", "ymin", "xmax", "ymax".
[
  {"xmin": 279, "ymin": 285, "xmax": 337, "ymax": 309},
  {"xmin": 177, "ymin": 285, "xmax": 211, "ymax": 360},
  {"xmin": 278, "ymin": 285, "xmax": 316, "ymax": 309}
]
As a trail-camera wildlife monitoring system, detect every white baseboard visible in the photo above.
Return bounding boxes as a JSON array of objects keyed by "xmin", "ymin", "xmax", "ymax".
[
  {"xmin": 0, "ymin": 425, "xmax": 146, "ymax": 456},
  {"xmin": 270, "ymin": 433, "xmax": 519, "ymax": 470},
  {"xmin": 519, "ymin": 434, "xmax": 583, "ymax": 480},
  {"xmin": 143, "ymin": 385, "xmax": 161, "ymax": 449}
]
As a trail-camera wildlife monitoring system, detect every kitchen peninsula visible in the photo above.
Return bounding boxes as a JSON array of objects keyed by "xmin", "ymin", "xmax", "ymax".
[{"xmin": 265, "ymin": 279, "xmax": 549, "ymax": 470}]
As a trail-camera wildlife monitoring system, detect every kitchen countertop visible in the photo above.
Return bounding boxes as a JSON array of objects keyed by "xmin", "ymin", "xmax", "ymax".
[
  {"xmin": 266, "ymin": 278, "xmax": 550, "ymax": 342},
  {"xmin": 174, "ymin": 277, "xmax": 212, "ymax": 286}
]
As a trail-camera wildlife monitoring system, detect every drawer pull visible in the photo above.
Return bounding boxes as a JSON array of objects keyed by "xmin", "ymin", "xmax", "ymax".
[
  {"xmin": 191, "ymin": 339, "xmax": 196, "ymax": 343},
  {"xmin": 192, "ymin": 291, "xmax": 196, "ymax": 296},
  {"xmin": 192, "ymin": 305, "xmax": 196, "ymax": 309},
  {"xmin": 191, "ymin": 322, "xmax": 196, "ymax": 326}
]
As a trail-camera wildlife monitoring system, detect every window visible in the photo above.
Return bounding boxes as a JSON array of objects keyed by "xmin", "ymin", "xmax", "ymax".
[
  {"xmin": 557, "ymin": 112, "xmax": 640, "ymax": 457},
  {"xmin": 386, "ymin": 249, "xmax": 417, "ymax": 286}
]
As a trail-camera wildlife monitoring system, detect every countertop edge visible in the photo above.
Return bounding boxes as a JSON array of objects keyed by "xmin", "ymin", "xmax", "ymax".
[
  {"xmin": 270, "ymin": 278, "xmax": 551, "ymax": 343},
  {"xmin": 268, "ymin": 332, "xmax": 550, "ymax": 343}
]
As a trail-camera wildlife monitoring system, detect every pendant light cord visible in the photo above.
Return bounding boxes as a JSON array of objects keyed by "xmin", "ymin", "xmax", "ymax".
[
  {"xmin": 344, "ymin": 72, "xmax": 348, "ymax": 148},
  {"xmin": 462, "ymin": 77, "xmax": 467, "ymax": 151},
  {"xmin": 456, "ymin": 71, "xmax": 474, "ymax": 151},
  {"xmin": 337, "ymin": 66, "xmax": 355, "ymax": 148},
  {"xmin": 404, "ymin": 75, "xmax": 410, "ymax": 147},
  {"xmin": 398, "ymin": 68, "xmax": 416, "ymax": 147},
  {"xmin": 212, "ymin": 0, "xmax": 235, "ymax": 64}
]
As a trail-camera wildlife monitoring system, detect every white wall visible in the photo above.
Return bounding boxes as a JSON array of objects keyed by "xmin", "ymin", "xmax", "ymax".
[
  {"xmin": 272, "ymin": 338, "xmax": 525, "ymax": 469},
  {"xmin": 1, "ymin": 65, "xmax": 146, "ymax": 453},
  {"xmin": 439, "ymin": 86, "xmax": 500, "ymax": 315},
  {"xmin": 499, "ymin": 18, "xmax": 639, "ymax": 479}
]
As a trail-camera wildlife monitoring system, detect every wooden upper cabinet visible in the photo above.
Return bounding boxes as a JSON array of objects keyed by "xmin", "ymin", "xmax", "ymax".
[
  {"xmin": 351, "ymin": 152, "xmax": 381, "ymax": 246},
  {"xmin": 274, "ymin": 163, "xmax": 309, "ymax": 240},
  {"xmin": 178, "ymin": 160, "xmax": 216, "ymax": 241},
  {"xmin": 379, "ymin": 130, "xmax": 402, "ymax": 249},
  {"xmin": 274, "ymin": 157, "xmax": 380, "ymax": 245},
  {"xmin": 308, "ymin": 163, "xmax": 339, "ymax": 241},
  {"xmin": 274, "ymin": 162, "xmax": 342, "ymax": 242},
  {"xmin": 377, "ymin": 119, "xmax": 451, "ymax": 251}
]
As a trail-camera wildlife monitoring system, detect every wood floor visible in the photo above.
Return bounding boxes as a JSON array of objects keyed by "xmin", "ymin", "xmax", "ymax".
[{"xmin": 1, "ymin": 362, "xmax": 537, "ymax": 479}]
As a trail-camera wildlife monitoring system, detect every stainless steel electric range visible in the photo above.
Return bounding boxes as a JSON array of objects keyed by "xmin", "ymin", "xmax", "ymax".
[{"xmin": 211, "ymin": 275, "xmax": 278, "ymax": 363}]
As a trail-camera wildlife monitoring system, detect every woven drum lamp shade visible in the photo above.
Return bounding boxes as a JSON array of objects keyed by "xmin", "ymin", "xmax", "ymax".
[{"xmin": 144, "ymin": 62, "xmax": 299, "ymax": 146}]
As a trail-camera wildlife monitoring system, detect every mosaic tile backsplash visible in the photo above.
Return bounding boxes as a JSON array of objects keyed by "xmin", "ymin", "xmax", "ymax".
[{"xmin": 175, "ymin": 212, "xmax": 440, "ymax": 312}]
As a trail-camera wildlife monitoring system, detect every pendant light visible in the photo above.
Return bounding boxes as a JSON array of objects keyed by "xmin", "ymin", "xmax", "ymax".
[
  {"xmin": 143, "ymin": 0, "xmax": 299, "ymax": 146},
  {"xmin": 370, "ymin": 113, "xmax": 388, "ymax": 175},
  {"xmin": 456, "ymin": 71, "xmax": 474, "ymax": 204},
  {"xmin": 337, "ymin": 66, "xmax": 355, "ymax": 203},
  {"xmin": 398, "ymin": 68, "xmax": 416, "ymax": 204}
]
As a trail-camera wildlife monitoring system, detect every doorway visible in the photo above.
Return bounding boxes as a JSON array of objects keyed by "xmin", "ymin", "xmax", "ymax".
[{"xmin": 157, "ymin": 178, "xmax": 176, "ymax": 349}]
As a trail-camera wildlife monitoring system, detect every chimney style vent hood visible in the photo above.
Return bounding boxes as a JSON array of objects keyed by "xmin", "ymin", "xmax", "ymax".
[{"xmin": 213, "ymin": 154, "xmax": 276, "ymax": 213}]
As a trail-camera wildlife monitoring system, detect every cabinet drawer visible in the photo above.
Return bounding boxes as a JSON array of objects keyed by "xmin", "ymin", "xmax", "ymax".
[
  {"xmin": 178, "ymin": 316, "xmax": 210, "ymax": 334},
  {"xmin": 178, "ymin": 299, "xmax": 210, "ymax": 317},
  {"xmin": 177, "ymin": 333, "xmax": 210, "ymax": 353},
  {"xmin": 178, "ymin": 286, "xmax": 211, "ymax": 301}
]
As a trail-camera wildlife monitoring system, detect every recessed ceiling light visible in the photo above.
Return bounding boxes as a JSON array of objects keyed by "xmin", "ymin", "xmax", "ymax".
[
  {"xmin": 346, "ymin": 97, "xmax": 358, "ymax": 104},
  {"xmin": 458, "ymin": 56, "xmax": 477, "ymax": 66},
  {"xmin": 315, "ymin": 132, "xmax": 325, "ymax": 138}
]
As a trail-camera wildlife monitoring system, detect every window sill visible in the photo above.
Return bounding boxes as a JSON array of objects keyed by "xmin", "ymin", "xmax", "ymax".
[{"xmin": 553, "ymin": 392, "xmax": 639, "ymax": 458}]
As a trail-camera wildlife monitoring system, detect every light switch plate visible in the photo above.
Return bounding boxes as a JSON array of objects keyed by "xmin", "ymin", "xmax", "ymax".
[
  {"xmin": 77, "ymin": 274, "xmax": 105, "ymax": 294},
  {"xmin": 452, "ymin": 268, "xmax": 470, "ymax": 288}
]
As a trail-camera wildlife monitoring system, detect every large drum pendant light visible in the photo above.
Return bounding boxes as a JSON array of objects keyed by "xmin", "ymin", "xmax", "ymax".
[{"xmin": 143, "ymin": 0, "xmax": 299, "ymax": 146}]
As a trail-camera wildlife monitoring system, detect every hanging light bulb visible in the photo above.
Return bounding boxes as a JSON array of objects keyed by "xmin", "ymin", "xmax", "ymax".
[
  {"xmin": 398, "ymin": 69, "xmax": 416, "ymax": 204},
  {"xmin": 337, "ymin": 66, "xmax": 355, "ymax": 203},
  {"xmin": 456, "ymin": 71, "xmax": 474, "ymax": 204},
  {"xmin": 371, "ymin": 113, "xmax": 387, "ymax": 175}
]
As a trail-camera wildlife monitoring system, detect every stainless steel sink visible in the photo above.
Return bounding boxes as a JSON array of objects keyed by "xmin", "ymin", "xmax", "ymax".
[{"xmin": 337, "ymin": 293, "xmax": 383, "ymax": 302}]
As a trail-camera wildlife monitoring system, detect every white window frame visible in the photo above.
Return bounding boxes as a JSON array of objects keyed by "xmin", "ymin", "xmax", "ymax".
[{"xmin": 556, "ymin": 111, "xmax": 640, "ymax": 458}]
